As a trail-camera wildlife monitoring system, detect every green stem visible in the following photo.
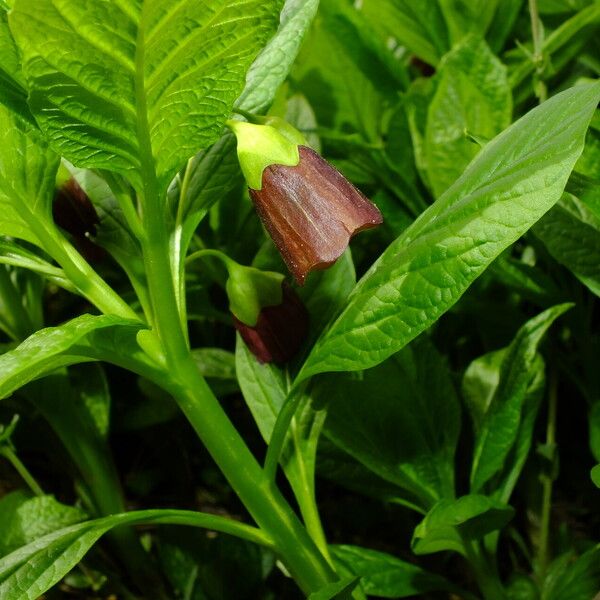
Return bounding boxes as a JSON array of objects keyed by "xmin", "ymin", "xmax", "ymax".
[
  {"xmin": 264, "ymin": 384, "xmax": 305, "ymax": 482},
  {"xmin": 32, "ymin": 222, "xmax": 137, "ymax": 320},
  {"xmin": 164, "ymin": 363, "xmax": 337, "ymax": 594},
  {"xmin": 186, "ymin": 248, "xmax": 236, "ymax": 270},
  {"xmin": 0, "ymin": 265, "xmax": 33, "ymax": 340},
  {"xmin": 528, "ymin": 0, "xmax": 548, "ymax": 103},
  {"xmin": 464, "ymin": 541, "xmax": 505, "ymax": 600},
  {"xmin": 0, "ymin": 445, "xmax": 44, "ymax": 496},
  {"xmin": 142, "ymin": 181, "xmax": 336, "ymax": 595},
  {"xmin": 537, "ymin": 372, "xmax": 558, "ymax": 579}
]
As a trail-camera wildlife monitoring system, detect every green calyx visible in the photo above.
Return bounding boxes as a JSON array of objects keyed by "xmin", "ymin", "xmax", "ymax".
[
  {"xmin": 186, "ymin": 249, "xmax": 284, "ymax": 326},
  {"xmin": 226, "ymin": 262, "xmax": 284, "ymax": 326},
  {"xmin": 226, "ymin": 118, "xmax": 307, "ymax": 190}
]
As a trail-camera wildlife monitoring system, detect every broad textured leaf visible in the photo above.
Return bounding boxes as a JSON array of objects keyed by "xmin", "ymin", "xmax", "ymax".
[
  {"xmin": 9, "ymin": 0, "xmax": 282, "ymax": 192},
  {"xmin": 412, "ymin": 495, "xmax": 514, "ymax": 556},
  {"xmin": 425, "ymin": 35, "xmax": 512, "ymax": 198},
  {"xmin": 0, "ymin": 492, "xmax": 86, "ymax": 556},
  {"xmin": 359, "ymin": 0, "xmax": 449, "ymax": 66},
  {"xmin": 470, "ymin": 304, "xmax": 571, "ymax": 492},
  {"xmin": 534, "ymin": 193, "xmax": 600, "ymax": 297},
  {"xmin": 319, "ymin": 337, "xmax": 460, "ymax": 510},
  {"xmin": 298, "ymin": 82, "xmax": 600, "ymax": 380},
  {"xmin": 0, "ymin": 104, "xmax": 59, "ymax": 246},
  {"xmin": 591, "ymin": 464, "xmax": 600, "ymax": 488},
  {"xmin": 331, "ymin": 545, "xmax": 453, "ymax": 598},
  {"xmin": 0, "ymin": 509, "xmax": 270, "ymax": 600},
  {"xmin": 0, "ymin": 314, "xmax": 148, "ymax": 398}
]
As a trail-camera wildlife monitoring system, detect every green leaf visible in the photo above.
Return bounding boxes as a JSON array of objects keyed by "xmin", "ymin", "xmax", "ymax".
[
  {"xmin": 172, "ymin": 0, "xmax": 320, "ymax": 260},
  {"xmin": 590, "ymin": 402, "xmax": 600, "ymax": 463},
  {"xmin": 591, "ymin": 464, "xmax": 600, "ymax": 488},
  {"xmin": 331, "ymin": 545, "xmax": 453, "ymax": 598},
  {"xmin": 235, "ymin": 338, "xmax": 326, "ymax": 506},
  {"xmin": 68, "ymin": 166, "xmax": 147, "ymax": 305},
  {"xmin": 9, "ymin": 0, "xmax": 282, "ymax": 193},
  {"xmin": 236, "ymin": 0, "xmax": 320, "ymax": 113},
  {"xmin": 298, "ymin": 82, "xmax": 600, "ymax": 380},
  {"xmin": 0, "ymin": 104, "xmax": 59, "ymax": 246},
  {"xmin": 69, "ymin": 363, "xmax": 111, "ymax": 439},
  {"xmin": 158, "ymin": 527, "xmax": 273, "ymax": 600},
  {"xmin": 542, "ymin": 546, "xmax": 600, "ymax": 600},
  {"xmin": 0, "ymin": 9, "xmax": 33, "ymax": 126},
  {"xmin": 0, "ymin": 314, "xmax": 147, "ymax": 399},
  {"xmin": 412, "ymin": 495, "xmax": 514, "ymax": 556},
  {"xmin": 439, "ymin": 0, "xmax": 500, "ymax": 44},
  {"xmin": 534, "ymin": 192, "xmax": 600, "ymax": 297},
  {"xmin": 462, "ymin": 348, "xmax": 505, "ymax": 432},
  {"xmin": 0, "ymin": 509, "xmax": 272, "ymax": 600},
  {"xmin": 470, "ymin": 304, "xmax": 571, "ymax": 493},
  {"xmin": 319, "ymin": 337, "xmax": 460, "ymax": 511},
  {"xmin": 293, "ymin": 2, "xmax": 394, "ymax": 142},
  {"xmin": 359, "ymin": 0, "xmax": 449, "ymax": 66},
  {"xmin": 425, "ymin": 35, "xmax": 512, "ymax": 198},
  {"xmin": 0, "ymin": 239, "xmax": 73, "ymax": 291},
  {"xmin": 308, "ymin": 576, "xmax": 359, "ymax": 600},
  {"xmin": 0, "ymin": 492, "xmax": 86, "ymax": 557},
  {"xmin": 192, "ymin": 347, "xmax": 238, "ymax": 397}
]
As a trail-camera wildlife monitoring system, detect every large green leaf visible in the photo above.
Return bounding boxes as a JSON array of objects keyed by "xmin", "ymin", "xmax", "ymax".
[
  {"xmin": 9, "ymin": 0, "xmax": 282, "ymax": 193},
  {"xmin": 412, "ymin": 495, "xmax": 514, "ymax": 556},
  {"xmin": 331, "ymin": 545, "xmax": 453, "ymax": 598},
  {"xmin": 470, "ymin": 304, "xmax": 571, "ymax": 493},
  {"xmin": 0, "ymin": 314, "xmax": 153, "ymax": 399},
  {"xmin": 298, "ymin": 82, "xmax": 600, "ymax": 380},
  {"xmin": 0, "ymin": 509, "xmax": 271, "ymax": 600},
  {"xmin": 534, "ymin": 192, "xmax": 600, "ymax": 297},
  {"xmin": 0, "ymin": 104, "xmax": 59, "ymax": 246},
  {"xmin": 319, "ymin": 337, "xmax": 460, "ymax": 511},
  {"xmin": 424, "ymin": 35, "xmax": 512, "ymax": 198}
]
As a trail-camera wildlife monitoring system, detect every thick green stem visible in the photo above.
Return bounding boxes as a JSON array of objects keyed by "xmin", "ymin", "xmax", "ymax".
[{"xmin": 142, "ymin": 189, "xmax": 336, "ymax": 595}]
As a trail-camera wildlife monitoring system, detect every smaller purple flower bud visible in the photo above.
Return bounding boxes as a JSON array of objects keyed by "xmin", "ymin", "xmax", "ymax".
[
  {"xmin": 233, "ymin": 282, "xmax": 309, "ymax": 364},
  {"xmin": 53, "ymin": 178, "xmax": 106, "ymax": 263}
]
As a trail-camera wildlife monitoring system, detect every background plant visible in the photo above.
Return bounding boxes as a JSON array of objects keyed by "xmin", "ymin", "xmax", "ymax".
[{"xmin": 0, "ymin": 0, "xmax": 599, "ymax": 599}]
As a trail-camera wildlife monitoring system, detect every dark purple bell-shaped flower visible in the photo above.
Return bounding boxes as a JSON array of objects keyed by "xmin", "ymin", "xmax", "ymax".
[{"xmin": 228, "ymin": 119, "xmax": 383, "ymax": 285}]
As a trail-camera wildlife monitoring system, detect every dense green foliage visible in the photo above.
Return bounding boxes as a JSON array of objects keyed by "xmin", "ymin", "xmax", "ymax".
[{"xmin": 0, "ymin": 1, "xmax": 599, "ymax": 598}]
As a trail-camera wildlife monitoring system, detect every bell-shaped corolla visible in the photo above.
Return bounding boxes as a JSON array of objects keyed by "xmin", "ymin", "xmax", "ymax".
[{"xmin": 228, "ymin": 118, "xmax": 382, "ymax": 285}]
